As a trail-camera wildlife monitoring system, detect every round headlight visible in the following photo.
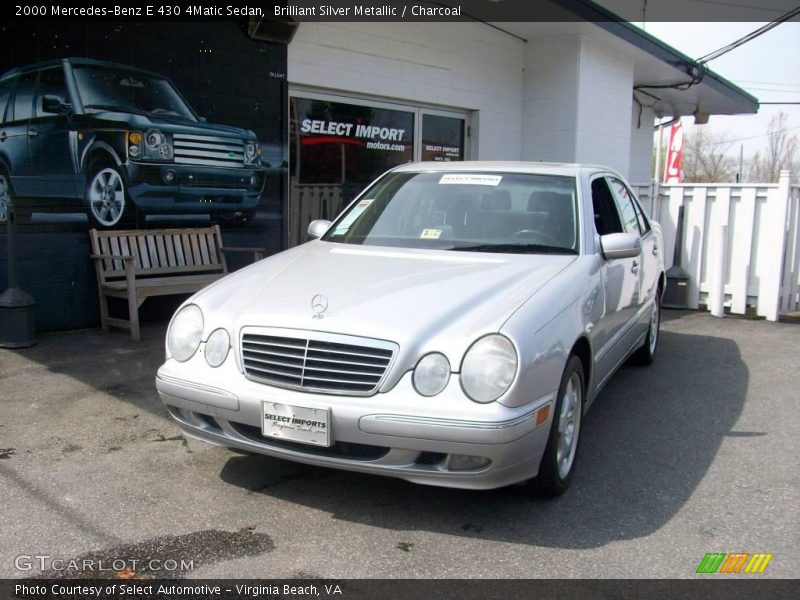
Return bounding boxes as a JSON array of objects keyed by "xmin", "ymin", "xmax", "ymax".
[
  {"xmin": 159, "ymin": 142, "xmax": 173, "ymax": 160},
  {"xmin": 145, "ymin": 129, "xmax": 164, "ymax": 149},
  {"xmin": 167, "ymin": 304, "xmax": 204, "ymax": 362},
  {"xmin": 204, "ymin": 328, "xmax": 230, "ymax": 368},
  {"xmin": 460, "ymin": 335, "xmax": 518, "ymax": 403},
  {"xmin": 412, "ymin": 352, "xmax": 451, "ymax": 397}
]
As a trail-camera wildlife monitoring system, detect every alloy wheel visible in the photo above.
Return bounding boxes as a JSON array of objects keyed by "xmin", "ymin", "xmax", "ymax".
[
  {"xmin": 556, "ymin": 372, "xmax": 582, "ymax": 479},
  {"xmin": 89, "ymin": 168, "xmax": 126, "ymax": 227},
  {"xmin": 649, "ymin": 299, "xmax": 660, "ymax": 355}
]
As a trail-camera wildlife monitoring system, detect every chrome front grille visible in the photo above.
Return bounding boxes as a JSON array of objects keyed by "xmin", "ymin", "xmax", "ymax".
[
  {"xmin": 172, "ymin": 133, "xmax": 245, "ymax": 168},
  {"xmin": 240, "ymin": 329, "xmax": 397, "ymax": 396}
]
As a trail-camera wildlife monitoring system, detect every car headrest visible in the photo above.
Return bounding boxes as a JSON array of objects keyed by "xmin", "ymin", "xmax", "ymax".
[
  {"xmin": 528, "ymin": 191, "xmax": 572, "ymax": 215},
  {"xmin": 481, "ymin": 190, "xmax": 511, "ymax": 211}
]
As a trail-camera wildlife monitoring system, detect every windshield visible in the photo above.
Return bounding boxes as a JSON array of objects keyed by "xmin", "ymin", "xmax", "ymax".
[
  {"xmin": 322, "ymin": 171, "xmax": 579, "ymax": 254},
  {"xmin": 73, "ymin": 65, "xmax": 196, "ymax": 121}
]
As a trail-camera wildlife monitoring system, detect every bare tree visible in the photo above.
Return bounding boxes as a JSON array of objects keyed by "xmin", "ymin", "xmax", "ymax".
[
  {"xmin": 681, "ymin": 128, "xmax": 737, "ymax": 183},
  {"xmin": 746, "ymin": 112, "xmax": 799, "ymax": 182}
]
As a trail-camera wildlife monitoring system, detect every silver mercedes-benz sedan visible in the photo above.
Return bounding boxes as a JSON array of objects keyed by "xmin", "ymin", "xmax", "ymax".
[{"xmin": 156, "ymin": 162, "xmax": 665, "ymax": 495}]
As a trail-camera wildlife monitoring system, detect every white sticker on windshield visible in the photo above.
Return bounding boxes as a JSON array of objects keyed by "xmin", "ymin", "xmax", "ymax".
[
  {"xmin": 420, "ymin": 228, "xmax": 442, "ymax": 239},
  {"xmin": 439, "ymin": 174, "xmax": 502, "ymax": 186},
  {"xmin": 334, "ymin": 198, "xmax": 374, "ymax": 232}
]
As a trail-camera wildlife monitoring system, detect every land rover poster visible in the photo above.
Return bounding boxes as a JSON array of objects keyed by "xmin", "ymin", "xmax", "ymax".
[
  {"xmin": 0, "ymin": 21, "xmax": 286, "ymax": 231},
  {"xmin": 0, "ymin": 21, "xmax": 288, "ymax": 331}
]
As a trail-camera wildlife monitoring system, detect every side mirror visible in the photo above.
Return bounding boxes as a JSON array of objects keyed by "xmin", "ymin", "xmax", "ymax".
[
  {"xmin": 41, "ymin": 95, "xmax": 71, "ymax": 116},
  {"xmin": 600, "ymin": 232, "xmax": 641, "ymax": 260},
  {"xmin": 307, "ymin": 219, "xmax": 332, "ymax": 240}
]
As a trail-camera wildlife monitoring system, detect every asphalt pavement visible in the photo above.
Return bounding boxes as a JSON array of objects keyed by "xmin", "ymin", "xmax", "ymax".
[{"xmin": 0, "ymin": 310, "xmax": 797, "ymax": 578}]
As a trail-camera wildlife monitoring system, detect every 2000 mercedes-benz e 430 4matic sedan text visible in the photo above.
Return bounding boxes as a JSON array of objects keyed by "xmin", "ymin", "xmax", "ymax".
[{"xmin": 156, "ymin": 162, "xmax": 665, "ymax": 495}]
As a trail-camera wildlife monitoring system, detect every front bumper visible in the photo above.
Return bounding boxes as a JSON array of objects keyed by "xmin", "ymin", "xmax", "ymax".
[
  {"xmin": 124, "ymin": 162, "xmax": 265, "ymax": 212},
  {"xmin": 155, "ymin": 356, "xmax": 555, "ymax": 490}
]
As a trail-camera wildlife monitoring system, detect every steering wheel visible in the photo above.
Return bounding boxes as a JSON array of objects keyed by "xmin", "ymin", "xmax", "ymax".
[{"xmin": 510, "ymin": 229, "xmax": 563, "ymax": 246}]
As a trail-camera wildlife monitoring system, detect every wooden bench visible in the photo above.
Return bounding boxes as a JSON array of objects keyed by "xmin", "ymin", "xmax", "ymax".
[{"xmin": 90, "ymin": 226, "xmax": 263, "ymax": 341}]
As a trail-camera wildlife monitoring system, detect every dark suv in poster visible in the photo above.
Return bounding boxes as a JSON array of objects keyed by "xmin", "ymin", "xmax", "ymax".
[{"xmin": 0, "ymin": 58, "xmax": 266, "ymax": 228}]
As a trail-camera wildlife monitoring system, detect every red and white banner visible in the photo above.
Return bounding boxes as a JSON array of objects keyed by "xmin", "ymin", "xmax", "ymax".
[{"xmin": 663, "ymin": 122, "xmax": 684, "ymax": 184}]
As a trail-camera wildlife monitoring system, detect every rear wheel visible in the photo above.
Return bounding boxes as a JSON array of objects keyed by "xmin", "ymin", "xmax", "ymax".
[
  {"xmin": 0, "ymin": 169, "xmax": 12, "ymax": 223},
  {"xmin": 533, "ymin": 355, "xmax": 585, "ymax": 497},
  {"xmin": 631, "ymin": 291, "xmax": 660, "ymax": 365},
  {"xmin": 85, "ymin": 163, "xmax": 135, "ymax": 228}
]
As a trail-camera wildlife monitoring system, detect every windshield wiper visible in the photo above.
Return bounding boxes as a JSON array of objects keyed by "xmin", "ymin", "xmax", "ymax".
[
  {"xmin": 450, "ymin": 243, "xmax": 577, "ymax": 255},
  {"xmin": 84, "ymin": 103, "xmax": 150, "ymax": 116}
]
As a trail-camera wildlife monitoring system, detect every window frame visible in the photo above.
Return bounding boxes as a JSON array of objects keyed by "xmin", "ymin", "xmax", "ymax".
[
  {"xmin": 8, "ymin": 70, "xmax": 39, "ymax": 124},
  {"xmin": 606, "ymin": 176, "xmax": 644, "ymax": 236},
  {"xmin": 32, "ymin": 66, "xmax": 69, "ymax": 121}
]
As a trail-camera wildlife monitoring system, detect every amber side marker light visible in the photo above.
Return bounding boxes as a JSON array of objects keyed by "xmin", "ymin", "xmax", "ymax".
[{"xmin": 536, "ymin": 405, "xmax": 550, "ymax": 426}]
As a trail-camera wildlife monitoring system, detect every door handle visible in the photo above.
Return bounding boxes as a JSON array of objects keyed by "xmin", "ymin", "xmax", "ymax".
[
  {"xmin": 27, "ymin": 129, "xmax": 39, "ymax": 137},
  {"xmin": 652, "ymin": 245, "xmax": 659, "ymax": 256},
  {"xmin": 0, "ymin": 131, "xmax": 6, "ymax": 142},
  {"xmin": 631, "ymin": 260, "xmax": 640, "ymax": 274}
]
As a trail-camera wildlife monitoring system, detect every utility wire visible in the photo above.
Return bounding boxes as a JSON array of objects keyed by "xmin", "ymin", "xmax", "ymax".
[
  {"xmin": 695, "ymin": 6, "xmax": 800, "ymax": 64},
  {"xmin": 695, "ymin": 126, "xmax": 800, "ymax": 146}
]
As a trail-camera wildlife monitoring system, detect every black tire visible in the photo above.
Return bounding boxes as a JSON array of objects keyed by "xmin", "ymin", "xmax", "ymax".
[
  {"xmin": 631, "ymin": 290, "xmax": 661, "ymax": 366},
  {"xmin": 533, "ymin": 355, "xmax": 585, "ymax": 497},
  {"xmin": 85, "ymin": 161, "xmax": 136, "ymax": 229},
  {"xmin": 0, "ymin": 166, "xmax": 13, "ymax": 225}
]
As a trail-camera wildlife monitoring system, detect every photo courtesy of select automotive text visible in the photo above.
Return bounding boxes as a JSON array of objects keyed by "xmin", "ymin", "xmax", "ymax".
[{"xmin": 0, "ymin": 21, "xmax": 287, "ymax": 332}]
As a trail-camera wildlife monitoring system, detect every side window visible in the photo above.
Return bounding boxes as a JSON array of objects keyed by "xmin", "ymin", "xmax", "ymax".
[
  {"xmin": 0, "ymin": 79, "xmax": 12, "ymax": 124},
  {"xmin": 590, "ymin": 177, "xmax": 623, "ymax": 236},
  {"xmin": 631, "ymin": 196, "xmax": 651, "ymax": 234},
  {"xmin": 11, "ymin": 72, "xmax": 37, "ymax": 123},
  {"xmin": 607, "ymin": 177, "xmax": 642, "ymax": 235},
  {"xmin": 35, "ymin": 68, "xmax": 68, "ymax": 119}
]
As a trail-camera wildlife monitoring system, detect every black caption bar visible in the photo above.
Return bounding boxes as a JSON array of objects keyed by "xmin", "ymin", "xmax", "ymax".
[
  {"xmin": 5, "ymin": 0, "xmax": 800, "ymax": 22},
  {"xmin": 1, "ymin": 579, "xmax": 798, "ymax": 600}
]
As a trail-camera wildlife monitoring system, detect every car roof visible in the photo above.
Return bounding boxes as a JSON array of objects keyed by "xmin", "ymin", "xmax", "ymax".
[
  {"xmin": 391, "ymin": 161, "xmax": 622, "ymax": 178},
  {"xmin": 0, "ymin": 57, "xmax": 169, "ymax": 83}
]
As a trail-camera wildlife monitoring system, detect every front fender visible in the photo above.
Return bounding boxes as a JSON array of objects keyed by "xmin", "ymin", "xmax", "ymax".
[
  {"xmin": 499, "ymin": 257, "xmax": 603, "ymax": 409},
  {"xmin": 79, "ymin": 137, "xmax": 126, "ymax": 172}
]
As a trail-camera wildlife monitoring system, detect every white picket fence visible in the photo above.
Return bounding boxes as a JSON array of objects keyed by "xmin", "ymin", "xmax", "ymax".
[{"xmin": 633, "ymin": 171, "xmax": 800, "ymax": 321}]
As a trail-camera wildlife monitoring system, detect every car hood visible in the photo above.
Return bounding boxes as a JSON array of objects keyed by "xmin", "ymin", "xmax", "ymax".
[
  {"xmin": 81, "ymin": 111, "xmax": 255, "ymax": 139},
  {"xmin": 195, "ymin": 241, "xmax": 576, "ymax": 377}
]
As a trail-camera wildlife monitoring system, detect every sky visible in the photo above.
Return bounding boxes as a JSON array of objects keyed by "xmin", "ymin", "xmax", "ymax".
[{"xmin": 640, "ymin": 21, "xmax": 800, "ymax": 159}]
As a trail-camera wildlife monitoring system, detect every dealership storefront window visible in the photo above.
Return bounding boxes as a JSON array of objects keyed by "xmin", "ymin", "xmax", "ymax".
[{"xmin": 289, "ymin": 91, "xmax": 468, "ymax": 244}]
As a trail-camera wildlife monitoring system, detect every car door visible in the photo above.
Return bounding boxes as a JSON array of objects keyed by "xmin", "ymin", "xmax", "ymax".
[
  {"xmin": 607, "ymin": 176, "xmax": 652, "ymax": 339},
  {"xmin": 0, "ymin": 71, "xmax": 37, "ymax": 197},
  {"xmin": 589, "ymin": 175, "xmax": 641, "ymax": 382},
  {"xmin": 27, "ymin": 66, "xmax": 77, "ymax": 198}
]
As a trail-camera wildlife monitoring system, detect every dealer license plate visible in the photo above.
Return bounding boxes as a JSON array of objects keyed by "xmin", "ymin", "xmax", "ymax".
[{"xmin": 262, "ymin": 401, "xmax": 330, "ymax": 447}]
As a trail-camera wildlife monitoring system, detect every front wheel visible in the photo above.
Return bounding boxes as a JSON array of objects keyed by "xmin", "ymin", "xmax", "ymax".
[
  {"xmin": 85, "ymin": 164, "xmax": 134, "ymax": 229},
  {"xmin": 532, "ymin": 355, "xmax": 585, "ymax": 497}
]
